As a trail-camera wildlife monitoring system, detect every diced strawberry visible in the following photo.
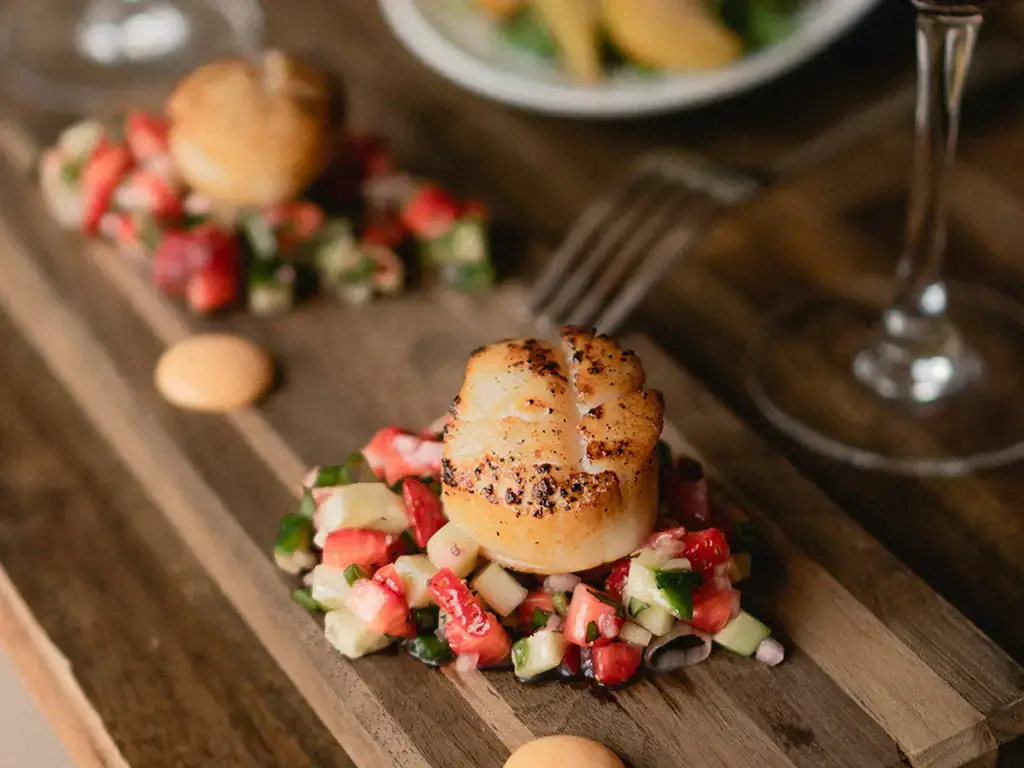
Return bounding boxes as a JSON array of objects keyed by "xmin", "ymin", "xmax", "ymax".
[
  {"xmin": 517, "ymin": 591, "xmax": 556, "ymax": 632},
  {"xmin": 184, "ymin": 224, "xmax": 240, "ymax": 313},
  {"xmin": 401, "ymin": 478, "xmax": 447, "ymax": 548},
  {"xmin": 362, "ymin": 427, "xmax": 443, "ymax": 485},
  {"xmin": 564, "ymin": 583, "xmax": 623, "ymax": 648},
  {"xmin": 401, "ymin": 184, "xmax": 460, "ymax": 239},
  {"xmin": 346, "ymin": 578, "xmax": 415, "ymax": 638},
  {"xmin": 115, "ymin": 169, "xmax": 181, "ymax": 218},
  {"xmin": 361, "ymin": 213, "xmax": 407, "ymax": 249},
  {"xmin": 558, "ymin": 644, "xmax": 581, "ymax": 678},
  {"xmin": 444, "ymin": 615, "xmax": 511, "ymax": 667},
  {"xmin": 81, "ymin": 141, "xmax": 133, "ymax": 234},
  {"xmin": 687, "ymin": 586, "xmax": 737, "ymax": 635},
  {"xmin": 604, "ymin": 559, "xmax": 631, "ymax": 603},
  {"xmin": 428, "ymin": 568, "xmax": 489, "ymax": 634},
  {"xmin": 591, "ymin": 642, "xmax": 642, "ymax": 687},
  {"xmin": 152, "ymin": 229, "xmax": 209, "ymax": 296},
  {"xmin": 322, "ymin": 528, "xmax": 402, "ymax": 571},
  {"xmin": 372, "ymin": 563, "xmax": 406, "ymax": 598},
  {"xmin": 680, "ymin": 529, "xmax": 731, "ymax": 575},
  {"xmin": 264, "ymin": 201, "xmax": 325, "ymax": 247},
  {"xmin": 125, "ymin": 112, "xmax": 169, "ymax": 161}
]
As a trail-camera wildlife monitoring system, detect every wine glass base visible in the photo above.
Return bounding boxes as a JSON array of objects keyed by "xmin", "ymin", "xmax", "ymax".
[{"xmin": 745, "ymin": 280, "xmax": 1024, "ymax": 477}]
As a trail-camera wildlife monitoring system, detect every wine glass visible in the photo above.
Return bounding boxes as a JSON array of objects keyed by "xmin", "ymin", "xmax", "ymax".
[
  {"xmin": 0, "ymin": 0, "xmax": 264, "ymax": 115},
  {"xmin": 745, "ymin": 0, "xmax": 1024, "ymax": 476}
]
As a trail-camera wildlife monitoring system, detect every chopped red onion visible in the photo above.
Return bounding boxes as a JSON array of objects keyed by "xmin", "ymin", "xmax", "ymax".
[
  {"xmin": 454, "ymin": 653, "xmax": 480, "ymax": 673},
  {"xmin": 543, "ymin": 612, "xmax": 564, "ymax": 632},
  {"xmin": 597, "ymin": 613, "xmax": 620, "ymax": 640},
  {"xmin": 644, "ymin": 624, "xmax": 711, "ymax": 672},
  {"xmin": 729, "ymin": 589, "xmax": 742, "ymax": 619},
  {"xmin": 543, "ymin": 574, "xmax": 581, "ymax": 593},
  {"xmin": 756, "ymin": 638, "xmax": 785, "ymax": 667}
]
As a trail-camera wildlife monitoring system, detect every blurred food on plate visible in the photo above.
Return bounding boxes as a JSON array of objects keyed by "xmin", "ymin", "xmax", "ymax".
[{"xmin": 470, "ymin": 0, "xmax": 807, "ymax": 81}]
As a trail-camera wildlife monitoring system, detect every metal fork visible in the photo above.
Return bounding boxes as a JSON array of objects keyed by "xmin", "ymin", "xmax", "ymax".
[{"xmin": 526, "ymin": 43, "xmax": 1024, "ymax": 336}]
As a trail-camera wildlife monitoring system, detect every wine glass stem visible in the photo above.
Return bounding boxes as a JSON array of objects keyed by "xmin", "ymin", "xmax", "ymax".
[{"xmin": 854, "ymin": 11, "xmax": 983, "ymax": 404}]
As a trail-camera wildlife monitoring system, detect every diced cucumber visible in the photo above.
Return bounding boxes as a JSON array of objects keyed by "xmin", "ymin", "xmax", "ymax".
[
  {"xmin": 343, "ymin": 564, "xmax": 369, "ymax": 586},
  {"xmin": 404, "ymin": 635, "xmax": 453, "ymax": 667},
  {"xmin": 713, "ymin": 611, "xmax": 771, "ymax": 657},
  {"xmin": 291, "ymin": 587, "xmax": 324, "ymax": 613},
  {"xmin": 627, "ymin": 558, "xmax": 702, "ymax": 620},
  {"xmin": 274, "ymin": 547, "xmax": 317, "ymax": 575},
  {"xmin": 273, "ymin": 513, "xmax": 315, "ymax": 574},
  {"xmin": 313, "ymin": 483, "xmax": 409, "ymax": 547},
  {"xmin": 309, "ymin": 565, "xmax": 353, "ymax": 610},
  {"xmin": 619, "ymin": 621, "xmax": 653, "ymax": 647},
  {"xmin": 512, "ymin": 629, "xmax": 568, "ymax": 680},
  {"xmin": 323, "ymin": 609, "xmax": 392, "ymax": 659},
  {"xmin": 729, "ymin": 552, "xmax": 752, "ymax": 583},
  {"xmin": 412, "ymin": 606, "xmax": 440, "ymax": 634},
  {"xmin": 57, "ymin": 119, "xmax": 104, "ymax": 160},
  {"xmin": 471, "ymin": 562, "xmax": 528, "ymax": 617},
  {"xmin": 631, "ymin": 604, "xmax": 675, "ymax": 637},
  {"xmin": 394, "ymin": 554, "xmax": 438, "ymax": 608},
  {"xmin": 426, "ymin": 522, "xmax": 480, "ymax": 578},
  {"xmin": 551, "ymin": 592, "xmax": 570, "ymax": 617}
]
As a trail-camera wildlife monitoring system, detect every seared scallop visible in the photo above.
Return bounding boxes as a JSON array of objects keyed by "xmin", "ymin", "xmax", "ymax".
[{"xmin": 442, "ymin": 326, "xmax": 664, "ymax": 574}]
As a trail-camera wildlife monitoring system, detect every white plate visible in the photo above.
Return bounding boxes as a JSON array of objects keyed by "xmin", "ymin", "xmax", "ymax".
[{"xmin": 379, "ymin": 0, "xmax": 881, "ymax": 117}]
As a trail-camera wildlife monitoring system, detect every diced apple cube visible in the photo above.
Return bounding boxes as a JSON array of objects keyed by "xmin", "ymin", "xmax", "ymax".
[
  {"xmin": 630, "ymin": 603, "xmax": 675, "ymax": 637},
  {"xmin": 394, "ymin": 554, "xmax": 438, "ymax": 608},
  {"xmin": 426, "ymin": 522, "xmax": 480, "ymax": 578},
  {"xmin": 472, "ymin": 562, "xmax": 528, "ymax": 617},
  {"xmin": 323, "ymin": 608, "xmax": 393, "ymax": 659},
  {"xmin": 313, "ymin": 482, "xmax": 409, "ymax": 547},
  {"xmin": 309, "ymin": 564, "xmax": 352, "ymax": 610},
  {"xmin": 619, "ymin": 621, "xmax": 653, "ymax": 647}
]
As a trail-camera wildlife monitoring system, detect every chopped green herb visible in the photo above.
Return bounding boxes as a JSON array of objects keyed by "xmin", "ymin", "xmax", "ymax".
[
  {"xmin": 654, "ymin": 570, "xmax": 703, "ymax": 620},
  {"xmin": 60, "ymin": 160, "xmax": 83, "ymax": 186},
  {"xmin": 298, "ymin": 487, "xmax": 317, "ymax": 520},
  {"xmin": 628, "ymin": 597, "xmax": 650, "ymax": 618},
  {"xmin": 586, "ymin": 621, "xmax": 600, "ymax": 644},
  {"xmin": 315, "ymin": 453, "xmax": 369, "ymax": 488},
  {"xmin": 180, "ymin": 212, "xmax": 209, "ymax": 230},
  {"xmin": 343, "ymin": 564, "xmax": 369, "ymax": 586},
  {"xmin": 291, "ymin": 587, "xmax": 323, "ymax": 613},
  {"xmin": 274, "ymin": 513, "xmax": 313, "ymax": 555},
  {"xmin": 532, "ymin": 607, "xmax": 550, "ymax": 630},
  {"xmin": 404, "ymin": 635, "xmax": 453, "ymax": 667},
  {"xmin": 240, "ymin": 209, "xmax": 279, "ymax": 261},
  {"xmin": 412, "ymin": 606, "xmax": 440, "ymax": 634},
  {"xmin": 511, "ymin": 638, "xmax": 530, "ymax": 670},
  {"xmin": 500, "ymin": 5, "xmax": 559, "ymax": 61},
  {"xmin": 589, "ymin": 588, "xmax": 626, "ymax": 618},
  {"xmin": 551, "ymin": 592, "xmax": 570, "ymax": 617},
  {"xmin": 135, "ymin": 214, "xmax": 164, "ymax": 254}
]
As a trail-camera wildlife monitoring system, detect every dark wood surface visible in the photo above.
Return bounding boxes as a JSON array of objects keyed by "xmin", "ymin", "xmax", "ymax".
[{"xmin": 1, "ymin": 1, "xmax": 1024, "ymax": 766}]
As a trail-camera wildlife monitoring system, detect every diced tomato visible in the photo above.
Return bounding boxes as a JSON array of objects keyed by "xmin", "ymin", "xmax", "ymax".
[
  {"xmin": 604, "ymin": 559, "xmax": 631, "ymax": 602},
  {"xmin": 427, "ymin": 568, "xmax": 489, "ymax": 634},
  {"xmin": 372, "ymin": 563, "xmax": 406, "ymax": 598},
  {"xmin": 680, "ymin": 528, "xmax": 731, "ymax": 574},
  {"xmin": 400, "ymin": 184, "xmax": 460, "ymax": 239},
  {"xmin": 591, "ymin": 642, "xmax": 642, "ymax": 687},
  {"xmin": 186, "ymin": 230, "xmax": 240, "ymax": 313},
  {"xmin": 362, "ymin": 213, "xmax": 407, "ymax": 249},
  {"xmin": 322, "ymin": 528, "xmax": 402, "ymax": 571},
  {"xmin": 125, "ymin": 112, "xmax": 169, "ymax": 161},
  {"xmin": 264, "ymin": 201, "xmax": 325, "ymax": 248},
  {"xmin": 363, "ymin": 427, "xmax": 443, "ymax": 485},
  {"xmin": 81, "ymin": 141, "xmax": 133, "ymax": 233},
  {"xmin": 346, "ymin": 578, "xmax": 415, "ymax": 638},
  {"xmin": 661, "ymin": 457, "xmax": 710, "ymax": 529},
  {"xmin": 517, "ymin": 591, "xmax": 556, "ymax": 632},
  {"xmin": 115, "ymin": 169, "xmax": 181, "ymax": 218},
  {"xmin": 564, "ymin": 583, "xmax": 623, "ymax": 648},
  {"xmin": 687, "ymin": 586, "xmax": 737, "ymax": 635},
  {"xmin": 362, "ymin": 426, "xmax": 411, "ymax": 482},
  {"xmin": 401, "ymin": 478, "xmax": 447, "ymax": 548},
  {"xmin": 558, "ymin": 643, "xmax": 581, "ymax": 678},
  {"xmin": 444, "ymin": 614, "xmax": 511, "ymax": 667}
]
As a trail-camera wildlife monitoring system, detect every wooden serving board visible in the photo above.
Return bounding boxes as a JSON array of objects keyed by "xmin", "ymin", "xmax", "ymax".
[{"xmin": 0, "ymin": 126, "xmax": 1021, "ymax": 768}]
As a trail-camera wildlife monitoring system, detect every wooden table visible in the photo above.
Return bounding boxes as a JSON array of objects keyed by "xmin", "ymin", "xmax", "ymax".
[{"xmin": 1, "ymin": 2, "xmax": 1023, "ymax": 767}]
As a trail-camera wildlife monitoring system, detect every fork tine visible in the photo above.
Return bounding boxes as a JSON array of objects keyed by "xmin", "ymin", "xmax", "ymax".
[
  {"xmin": 593, "ymin": 216, "xmax": 712, "ymax": 336},
  {"xmin": 526, "ymin": 169, "xmax": 650, "ymax": 316},
  {"xmin": 534, "ymin": 177, "xmax": 667, "ymax": 327},
  {"xmin": 565, "ymin": 187, "xmax": 697, "ymax": 328}
]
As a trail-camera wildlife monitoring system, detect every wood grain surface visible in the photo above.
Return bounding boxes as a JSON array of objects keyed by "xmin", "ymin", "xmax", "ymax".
[{"xmin": 1, "ymin": 2, "xmax": 1023, "ymax": 767}]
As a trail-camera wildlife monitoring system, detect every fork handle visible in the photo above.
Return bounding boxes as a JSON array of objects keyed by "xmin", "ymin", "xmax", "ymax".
[{"xmin": 769, "ymin": 41, "xmax": 1024, "ymax": 181}]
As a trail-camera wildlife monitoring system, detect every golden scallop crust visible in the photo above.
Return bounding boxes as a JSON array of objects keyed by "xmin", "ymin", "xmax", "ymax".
[
  {"xmin": 166, "ymin": 49, "xmax": 332, "ymax": 207},
  {"xmin": 442, "ymin": 326, "xmax": 664, "ymax": 574}
]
